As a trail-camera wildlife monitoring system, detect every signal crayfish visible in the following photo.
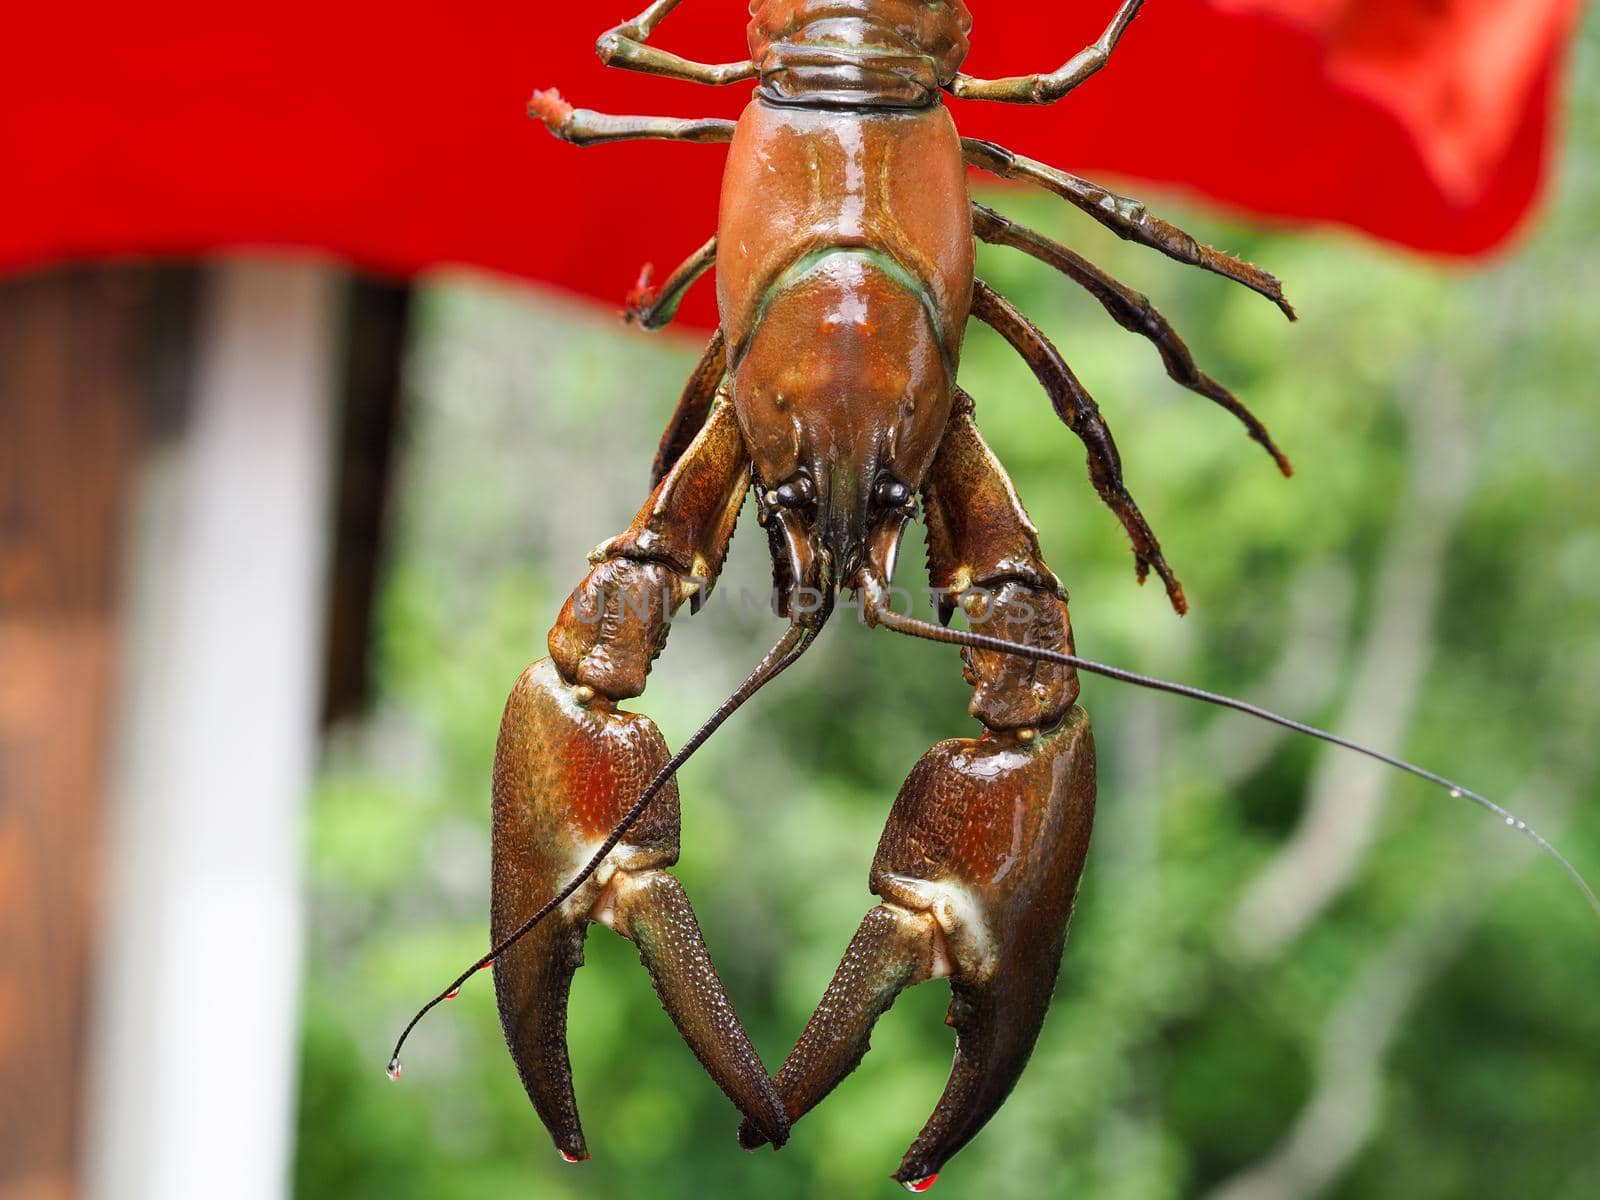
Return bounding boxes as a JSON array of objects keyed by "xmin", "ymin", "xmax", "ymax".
[{"xmin": 388, "ymin": 1, "xmax": 1600, "ymax": 1190}]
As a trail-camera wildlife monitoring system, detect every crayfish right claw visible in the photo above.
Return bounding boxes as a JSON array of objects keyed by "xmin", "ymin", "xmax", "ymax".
[
  {"xmin": 744, "ymin": 712, "xmax": 1095, "ymax": 1185},
  {"xmin": 492, "ymin": 659, "xmax": 789, "ymax": 1159}
]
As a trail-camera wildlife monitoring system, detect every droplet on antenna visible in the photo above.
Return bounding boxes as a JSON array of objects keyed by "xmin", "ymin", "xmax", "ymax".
[
  {"xmin": 903, "ymin": 1175, "xmax": 939, "ymax": 1194},
  {"xmin": 445, "ymin": 986, "xmax": 461, "ymax": 1001},
  {"xmin": 1449, "ymin": 788, "xmax": 1463, "ymax": 799},
  {"xmin": 559, "ymin": 1149, "xmax": 588, "ymax": 1164},
  {"xmin": 386, "ymin": 1058, "xmax": 403, "ymax": 1082}
]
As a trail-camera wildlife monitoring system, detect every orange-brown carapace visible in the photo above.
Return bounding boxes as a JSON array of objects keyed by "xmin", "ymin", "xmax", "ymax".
[{"xmin": 719, "ymin": 2, "xmax": 980, "ymax": 585}]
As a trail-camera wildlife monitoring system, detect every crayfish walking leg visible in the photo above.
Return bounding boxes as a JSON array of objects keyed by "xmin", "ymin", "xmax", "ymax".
[
  {"xmin": 743, "ymin": 394, "xmax": 1094, "ymax": 1187},
  {"xmin": 491, "ymin": 400, "xmax": 790, "ymax": 1159}
]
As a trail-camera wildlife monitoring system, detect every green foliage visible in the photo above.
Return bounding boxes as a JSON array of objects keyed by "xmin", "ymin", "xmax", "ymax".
[{"xmin": 296, "ymin": 25, "xmax": 1600, "ymax": 1199}]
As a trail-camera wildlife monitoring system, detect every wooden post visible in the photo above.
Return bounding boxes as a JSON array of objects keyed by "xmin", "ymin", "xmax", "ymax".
[
  {"xmin": 1, "ymin": 261, "xmax": 401, "ymax": 1199},
  {"xmin": 0, "ymin": 269, "xmax": 174, "ymax": 1200}
]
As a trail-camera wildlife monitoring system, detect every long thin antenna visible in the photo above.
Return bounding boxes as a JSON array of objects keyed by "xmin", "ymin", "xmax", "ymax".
[
  {"xmin": 872, "ymin": 606, "xmax": 1600, "ymax": 924},
  {"xmin": 387, "ymin": 611, "xmax": 829, "ymax": 1080}
]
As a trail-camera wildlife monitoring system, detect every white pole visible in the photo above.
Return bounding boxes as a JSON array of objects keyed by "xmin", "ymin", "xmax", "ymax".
[{"xmin": 86, "ymin": 260, "xmax": 338, "ymax": 1200}]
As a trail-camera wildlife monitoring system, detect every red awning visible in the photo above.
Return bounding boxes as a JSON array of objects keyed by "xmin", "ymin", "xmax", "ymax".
[{"xmin": 0, "ymin": 0, "xmax": 1579, "ymax": 326}]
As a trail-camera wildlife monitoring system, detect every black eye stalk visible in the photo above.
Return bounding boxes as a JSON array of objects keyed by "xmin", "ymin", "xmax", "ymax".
[
  {"xmin": 771, "ymin": 473, "xmax": 816, "ymax": 509},
  {"xmin": 875, "ymin": 476, "xmax": 914, "ymax": 510}
]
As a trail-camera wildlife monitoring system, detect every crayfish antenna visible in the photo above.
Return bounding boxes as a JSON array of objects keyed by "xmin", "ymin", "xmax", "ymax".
[{"xmin": 868, "ymin": 605, "xmax": 1600, "ymax": 926}]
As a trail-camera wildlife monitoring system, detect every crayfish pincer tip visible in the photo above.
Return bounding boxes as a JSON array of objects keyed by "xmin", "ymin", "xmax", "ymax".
[
  {"xmin": 737, "ymin": 1107, "xmax": 793, "ymax": 1152},
  {"xmin": 736, "ymin": 1116, "xmax": 768, "ymax": 1151}
]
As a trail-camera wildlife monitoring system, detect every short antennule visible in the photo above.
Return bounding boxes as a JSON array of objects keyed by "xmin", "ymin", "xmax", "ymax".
[
  {"xmin": 386, "ymin": 603, "xmax": 832, "ymax": 1079},
  {"xmin": 868, "ymin": 602, "xmax": 1600, "ymax": 925}
]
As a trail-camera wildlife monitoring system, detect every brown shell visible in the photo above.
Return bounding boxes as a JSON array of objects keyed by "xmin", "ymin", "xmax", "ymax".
[
  {"xmin": 746, "ymin": 0, "xmax": 973, "ymax": 84},
  {"xmin": 716, "ymin": 100, "xmax": 974, "ymax": 361}
]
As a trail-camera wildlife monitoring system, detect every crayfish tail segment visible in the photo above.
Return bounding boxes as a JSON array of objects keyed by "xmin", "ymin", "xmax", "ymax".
[
  {"xmin": 492, "ymin": 660, "xmax": 787, "ymax": 1156},
  {"xmin": 751, "ymin": 713, "xmax": 1096, "ymax": 1178}
]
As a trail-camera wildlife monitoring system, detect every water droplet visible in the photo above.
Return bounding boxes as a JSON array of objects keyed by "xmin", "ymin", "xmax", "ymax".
[
  {"xmin": 445, "ymin": 986, "xmax": 461, "ymax": 1001},
  {"xmin": 481, "ymin": 959, "xmax": 496, "ymax": 972},
  {"xmin": 559, "ymin": 1149, "xmax": 587, "ymax": 1164},
  {"xmin": 903, "ymin": 1175, "xmax": 939, "ymax": 1194},
  {"xmin": 1449, "ymin": 788, "xmax": 1463, "ymax": 799},
  {"xmin": 1506, "ymin": 817, "xmax": 1516, "ymax": 826},
  {"xmin": 386, "ymin": 1058, "xmax": 403, "ymax": 1082}
]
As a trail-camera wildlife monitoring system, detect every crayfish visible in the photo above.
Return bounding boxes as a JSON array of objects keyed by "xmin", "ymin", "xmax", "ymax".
[{"xmin": 389, "ymin": 1, "xmax": 1600, "ymax": 1189}]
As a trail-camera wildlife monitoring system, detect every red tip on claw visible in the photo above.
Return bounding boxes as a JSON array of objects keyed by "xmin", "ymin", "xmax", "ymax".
[{"xmin": 903, "ymin": 1175, "xmax": 938, "ymax": 1194}]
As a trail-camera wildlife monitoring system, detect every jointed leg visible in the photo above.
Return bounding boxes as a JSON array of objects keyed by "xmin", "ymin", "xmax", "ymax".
[
  {"xmin": 972, "ymin": 278, "xmax": 1188, "ymax": 614},
  {"xmin": 595, "ymin": 0, "xmax": 756, "ymax": 87},
  {"xmin": 950, "ymin": 0, "xmax": 1144, "ymax": 104},
  {"xmin": 651, "ymin": 329, "xmax": 727, "ymax": 487},
  {"xmin": 745, "ymin": 397, "xmax": 1096, "ymax": 1187},
  {"xmin": 963, "ymin": 138, "xmax": 1296, "ymax": 320},
  {"xmin": 628, "ymin": 235, "xmax": 718, "ymax": 330},
  {"xmin": 973, "ymin": 203, "xmax": 1292, "ymax": 476},
  {"xmin": 494, "ymin": 401, "xmax": 790, "ymax": 1159},
  {"xmin": 529, "ymin": 90, "xmax": 735, "ymax": 148}
]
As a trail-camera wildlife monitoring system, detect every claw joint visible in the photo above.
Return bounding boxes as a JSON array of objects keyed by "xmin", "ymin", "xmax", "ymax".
[{"xmin": 876, "ymin": 875, "xmax": 998, "ymax": 984}]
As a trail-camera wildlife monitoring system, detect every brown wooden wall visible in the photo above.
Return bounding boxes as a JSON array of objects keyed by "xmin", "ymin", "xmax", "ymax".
[{"xmin": 0, "ymin": 268, "xmax": 190, "ymax": 1200}]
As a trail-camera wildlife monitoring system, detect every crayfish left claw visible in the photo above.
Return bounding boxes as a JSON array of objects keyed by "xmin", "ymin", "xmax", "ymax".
[
  {"xmin": 493, "ymin": 660, "xmax": 789, "ymax": 1157},
  {"xmin": 744, "ymin": 710, "xmax": 1095, "ymax": 1184}
]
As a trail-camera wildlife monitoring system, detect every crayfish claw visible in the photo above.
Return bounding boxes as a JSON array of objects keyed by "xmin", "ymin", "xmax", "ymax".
[
  {"xmin": 492, "ymin": 908, "xmax": 590, "ymax": 1162},
  {"xmin": 756, "ymin": 712, "xmax": 1096, "ymax": 1182},
  {"xmin": 492, "ymin": 659, "xmax": 786, "ymax": 1156},
  {"xmin": 737, "ymin": 902, "xmax": 934, "ymax": 1151}
]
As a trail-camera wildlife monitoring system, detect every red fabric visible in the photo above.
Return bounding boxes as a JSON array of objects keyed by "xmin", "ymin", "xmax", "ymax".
[{"xmin": 0, "ymin": 0, "xmax": 1579, "ymax": 326}]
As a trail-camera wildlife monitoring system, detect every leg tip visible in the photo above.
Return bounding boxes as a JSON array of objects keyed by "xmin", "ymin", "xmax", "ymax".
[
  {"xmin": 528, "ymin": 89, "xmax": 575, "ymax": 132},
  {"xmin": 737, "ymin": 1115, "xmax": 772, "ymax": 1151}
]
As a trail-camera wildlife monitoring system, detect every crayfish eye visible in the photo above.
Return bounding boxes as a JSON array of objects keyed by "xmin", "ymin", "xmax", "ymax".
[
  {"xmin": 874, "ymin": 477, "xmax": 914, "ymax": 510},
  {"xmin": 772, "ymin": 473, "xmax": 816, "ymax": 509}
]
